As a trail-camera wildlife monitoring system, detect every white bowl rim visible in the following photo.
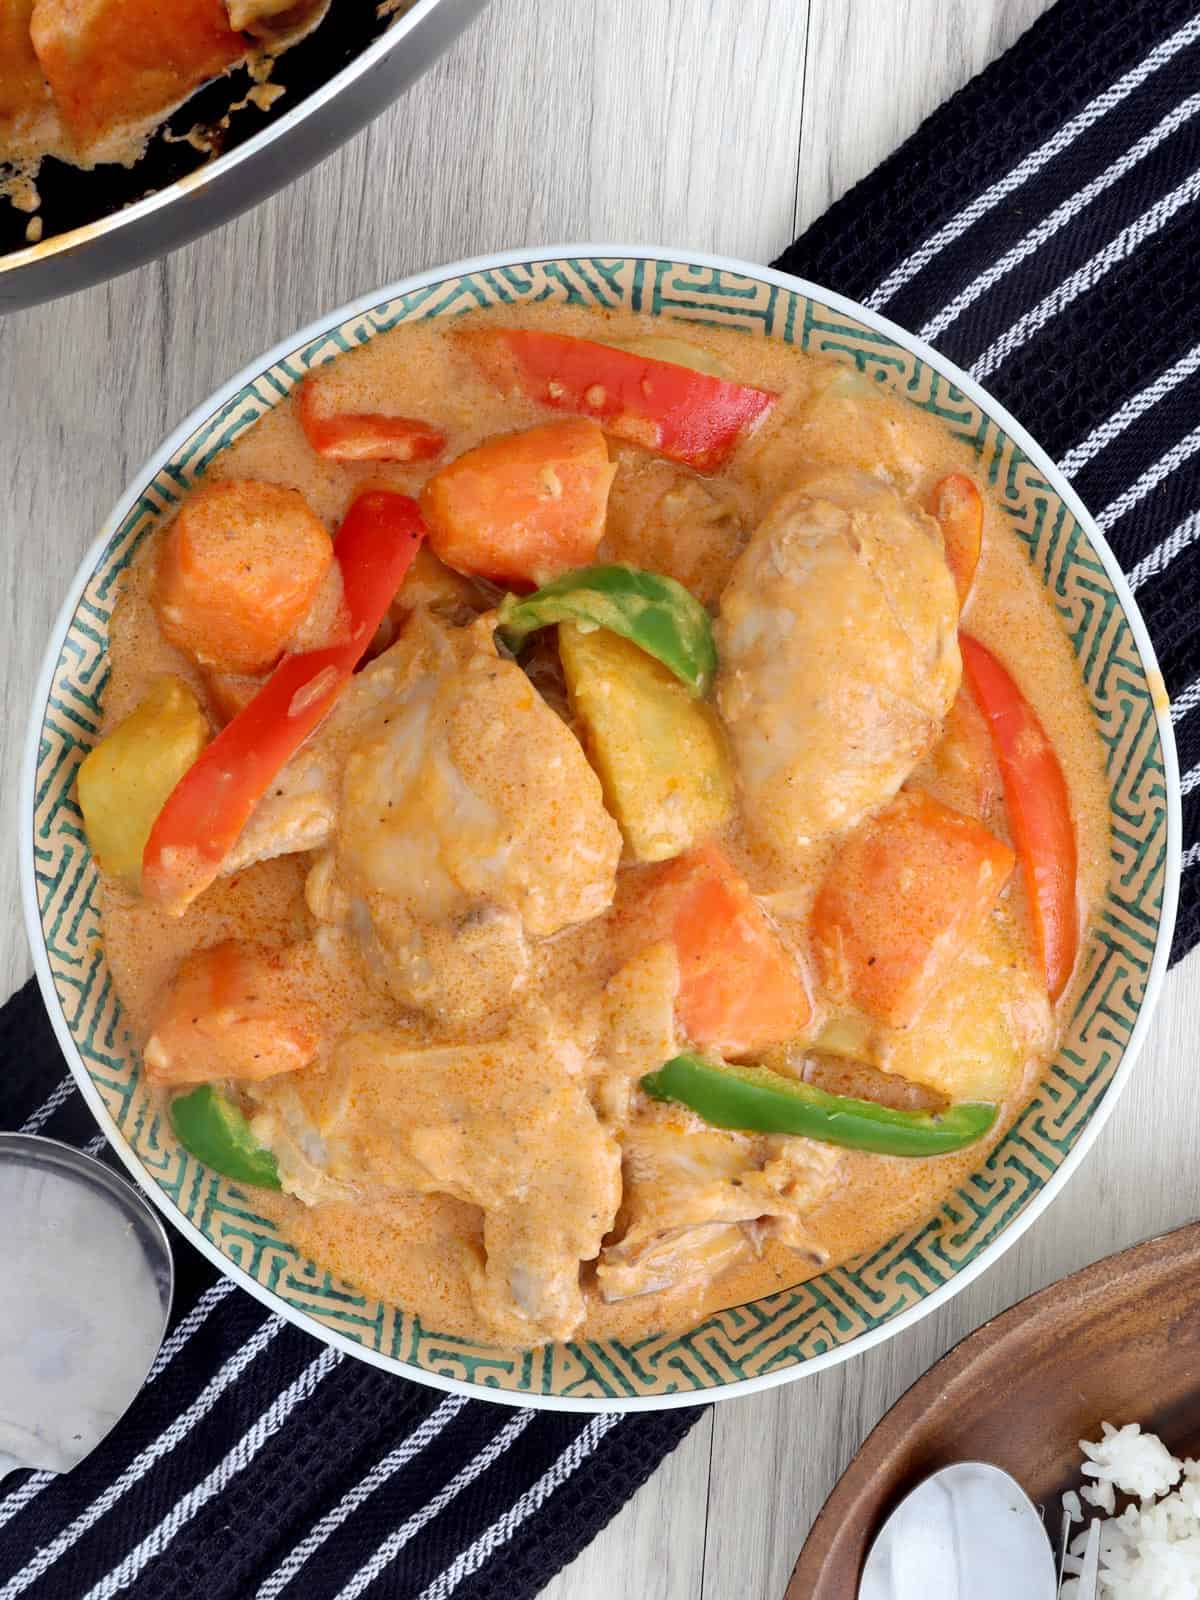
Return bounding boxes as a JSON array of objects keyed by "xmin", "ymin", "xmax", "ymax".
[{"xmin": 20, "ymin": 241, "xmax": 1182, "ymax": 1414}]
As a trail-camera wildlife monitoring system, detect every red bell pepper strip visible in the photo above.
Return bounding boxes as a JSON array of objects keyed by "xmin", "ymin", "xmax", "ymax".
[
  {"xmin": 959, "ymin": 634, "xmax": 1079, "ymax": 999},
  {"xmin": 929, "ymin": 474, "xmax": 983, "ymax": 606},
  {"xmin": 142, "ymin": 490, "xmax": 425, "ymax": 912},
  {"xmin": 459, "ymin": 328, "xmax": 777, "ymax": 472},
  {"xmin": 298, "ymin": 374, "xmax": 446, "ymax": 463}
]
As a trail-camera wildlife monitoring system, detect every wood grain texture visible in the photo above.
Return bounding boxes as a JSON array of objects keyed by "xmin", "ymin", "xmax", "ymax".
[
  {"xmin": 7, "ymin": 1, "xmax": 1195, "ymax": 1598},
  {"xmin": 789, "ymin": 1220, "xmax": 1200, "ymax": 1597},
  {"xmin": 795, "ymin": 0, "xmax": 1054, "ymax": 234}
]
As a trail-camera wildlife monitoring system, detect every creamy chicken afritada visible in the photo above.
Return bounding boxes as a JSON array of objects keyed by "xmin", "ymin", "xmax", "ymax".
[{"xmin": 80, "ymin": 305, "xmax": 1110, "ymax": 1349}]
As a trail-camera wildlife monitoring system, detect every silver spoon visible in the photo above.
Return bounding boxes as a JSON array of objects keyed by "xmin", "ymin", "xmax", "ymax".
[
  {"xmin": 858, "ymin": 1460, "xmax": 1058, "ymax": 1599},
  {"xmin": 0, "ymin": 1133, "xmax": 174, "ymax": 1483}
]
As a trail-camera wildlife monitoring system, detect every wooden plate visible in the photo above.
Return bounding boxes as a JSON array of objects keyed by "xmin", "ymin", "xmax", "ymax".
[{"xmin": 787, "ymin": 1220, "xmax": 1200, "ymax": 1597}]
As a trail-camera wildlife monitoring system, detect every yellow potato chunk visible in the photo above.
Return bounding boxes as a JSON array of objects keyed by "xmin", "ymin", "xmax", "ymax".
[
  {"xmin": 815, "ymin": 916, "xmax": 1052, "ymax": 1104},
  {"xmin": 609, "ymin": 336, "xmax": 731, "ymax": 380},
  {"xmin": 559, "ymin": 623, "xmax": 732, "ymax": 862},
  {"xmin": 77, "ymin": 676, "xmax": 208, "ymax": 888}
]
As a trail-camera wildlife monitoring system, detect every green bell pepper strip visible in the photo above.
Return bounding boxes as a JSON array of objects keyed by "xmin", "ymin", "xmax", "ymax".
[
  {"xmin": 169, "ymin": 1085, "xmax": 282, "ymax": 1189},
  {"xmin": 640, "ymin": 1052, "xmax": 997, "ymax": 1158},
  {"xmin": 496, "ymin": 563, "xmax": 717, "ymax": 696}
]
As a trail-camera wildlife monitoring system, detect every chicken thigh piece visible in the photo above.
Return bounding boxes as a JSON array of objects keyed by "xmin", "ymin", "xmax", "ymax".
[
  {"xmin": 1, "ymin": 0, "xmax": 52, "ymax": 149},
  {"xmin": 715, "ymin": 469, "xmax": 960, "ymax": 856},
  {"xmin": 228, "ymin": 612, "xmax": 622, "ymax": 1027},
  {"xmin": 222, "ymin": 624, "xmax": 418, "ymax": 874},
  {"xmin": 603, "ymin": 457, "xmax": 749, "ymax": 606},
  {"xmin": 307, "ymin": 1024, "xmax": 622, "ymax": 1345},
  {"xmin": 591, "ymin": 941, "xmax": 680, "ymax": 1125},
  {"xmin": 226, "ymin": 0, "xmax": 327, "ymax": 36},
  {"xmin": 314, "ymin": 613, "xmax": 622, "ymax": 1026},
  {"xmin": 597, "ymin": 1121, "xmax": 841, "ymax": 1303}
]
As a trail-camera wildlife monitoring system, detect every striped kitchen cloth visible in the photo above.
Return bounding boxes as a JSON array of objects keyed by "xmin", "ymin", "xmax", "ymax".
[
  {"xmin": 773, "ymin": 0, "xmax": 1200, "ymax": 961},
  {"xmin": 3, "ymin": 0, "xmax": 1200, "ymax": 1595},
  {"xmin": 0, "ymin": 982, "xmax": 697, "ymax": 1600}
]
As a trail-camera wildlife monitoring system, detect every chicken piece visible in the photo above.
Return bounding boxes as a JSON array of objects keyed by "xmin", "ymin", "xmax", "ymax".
[
  {"xmin": 337, "ymin": 887, "xmax": 533, "ymax": 1032},
  {"xmin": 376, "ymin": 547, "xmax": 487, "ymax": 638},
  {"xmin": 597, "ymin": 1121, "xmax": 841, "ymax": 1303},
  {"xmin": 230, "ymin": 614, "xmax": 619, "ymax": 910},
  {"xmin": 215, "ymin": 608, "xmax": 620, "ymax": 1028},
  {"xmin": 0, "ymin": 0, "xmax": 53, "ymax": 147},
  {"xmin": 291, "ymin": 1024, "xmax": 621, "ymax": 1345},
  {"xmin": 715, "ymin": 470, "xmax": 960, "ymax": 855},
  {"xmin": 226, "ymin": 615, "xmax": 613, "ymax": 1030},
  {"xmin": 744, "ymin": 367, "xmax": 933, "ymax": 507},
  {"xmin": 30, "ymin": 0, "xmax": 245, "ymax": 158},
  {"xmin": 604, "ymin": 459, "xmax": 748, "ymax": 606},
  {"xmin": 919, "ymin": 685, "xmax": 1001, "ymax": 821},
  {"xmin": 302, "ymin": 613, "xmax": 622, "ymax": 1026},
  {"xmin": 246, "ymin": 1077, "xmax": 358, "ymax": 1209},
  {"xmin": 601, "ymin": 1220, "xmax": 750, "ymax": 1306},
  {"xmin": 218, "ymin": 630, "xmax": 408, "ymax": 874},
  {"xmin": 226, "ymin": 0, "xmax": 327, "ymax": 41},
  {"xmin": 592, "ymin": 941, "xmax": 680, "ymax": 1125},
  {"xmin": 144, "ymin": 940, "xmax": 322, "ymax": 1085},
  {"xmin": 222, "ymin": 610, "xmax": 466, "ymax": 872}
]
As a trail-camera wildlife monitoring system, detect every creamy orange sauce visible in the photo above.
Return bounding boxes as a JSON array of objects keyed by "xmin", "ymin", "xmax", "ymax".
[{"xmin": 98, "ymin": 303, "xmax": 1111, "ymax": 1349}]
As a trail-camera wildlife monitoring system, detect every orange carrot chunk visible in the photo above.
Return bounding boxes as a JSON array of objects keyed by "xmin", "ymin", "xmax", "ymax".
[
  {"xmin": 153, "ymin": 478, "xmax": 333, "ymax": 677},
  {"xmin": 298, "ymin": 372, "xmax": 446, "ymax": 463},
  {"xmin": 421, "ymin": 418, "xmax": 615, "ymax": 586},
  {"xmin": 638, "ymin": 842, "xmax": 812, "ymax": 1056},
  {"xmin": 143, "ymin": 490, "xmax": 425, "ymax": 913},
  {"xmin": 30, "ymin": 0, "xmax": 245, "ymax": 154},
  {"xmin": 960, "ymin": 634, "xmax": 1079, "ymax": 1000},
  {"xmin": 929, "ymin": 473, "xmax": 983, "ymax": 606},
  {"xmin": 812, "ymin": 788, "xmax": 1016, "ymax": 1028},
  {"xmin": 461, "ymin": 328, "xmax": 776, "ymax": 473},
  {"xmin": 144, "ymin": 941, "xmax": 320, "ymax": 1085}
]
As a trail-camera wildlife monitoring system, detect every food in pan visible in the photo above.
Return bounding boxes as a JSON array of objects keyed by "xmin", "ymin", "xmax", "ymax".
[
  {"xmin": 79, "ymin": 305, "xmax": 1110, "ymax": 1349},
  {"xmin": 0, "ymin": 0, "xmax": 326, "ymax": 175}
]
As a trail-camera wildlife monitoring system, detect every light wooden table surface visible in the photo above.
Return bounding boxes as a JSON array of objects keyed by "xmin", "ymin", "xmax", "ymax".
[{"xmin": 2, "ymin": 1, "xmax": 1191, "ymax": 1596}]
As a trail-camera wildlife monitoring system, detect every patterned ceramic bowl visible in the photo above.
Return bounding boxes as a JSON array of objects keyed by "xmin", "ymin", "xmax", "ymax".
[{"xmin": 21, "ymin": 248, "xmax": 1181, "ymax": 1412}]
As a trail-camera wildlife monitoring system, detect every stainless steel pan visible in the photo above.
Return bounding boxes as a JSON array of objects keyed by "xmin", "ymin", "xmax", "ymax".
[{"xmin": 0, "ymin": 0, "xmax": 486, "ymax": 313}]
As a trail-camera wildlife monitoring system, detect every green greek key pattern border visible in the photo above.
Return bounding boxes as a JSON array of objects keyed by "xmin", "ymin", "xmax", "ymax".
[{"xmin": 32, "ymin": 259, "xmax": 1168, "ymax": 1399}]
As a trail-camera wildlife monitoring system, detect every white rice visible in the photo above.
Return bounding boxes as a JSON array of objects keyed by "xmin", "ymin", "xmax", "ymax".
[{"xmin": 1060, "ymin": 1422, "xmax": 1200, "ymax": 1598}]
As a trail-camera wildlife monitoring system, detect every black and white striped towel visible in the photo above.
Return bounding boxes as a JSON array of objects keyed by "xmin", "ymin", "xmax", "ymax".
[
  {"xmin": 2, "ymin": 971, "xmax": 690, "ymax": 1600},
  {"xmin": 4, "ymin": 0, "xmax": 1200, "ymax": 1593},
  {"xmin": 774, "ymin": 0, "xmax": 1200, "ymax": 960}
]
